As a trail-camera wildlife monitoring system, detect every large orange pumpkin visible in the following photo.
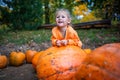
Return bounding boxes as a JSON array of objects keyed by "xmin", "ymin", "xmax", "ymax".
[
  {"xmin": 76, "ymin": 43, "xmax": 120, "ymax": 80},
  {"xmin": 25, "ymin": 50, "xmax": 37, "ymax": 63},
  {"xmin": 32, "ymin": 51, "xmax": 44, "ymax": 69},
  {"xmin": 9, "ymin": 51, "xmax": 25, "ymax": 66},
  {"xmin": 32, "ymin": 47, "xmax": 58, "ymax": 69},
  {"xmin": 0, "ymin": 54, "xmax": 8, "ymax": 69},
  {"xmin": 36, "ymin": 45, "xmax": 87, "ymax": 80}
]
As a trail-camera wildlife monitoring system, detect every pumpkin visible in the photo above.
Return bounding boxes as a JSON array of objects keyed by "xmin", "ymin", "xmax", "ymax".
[
  {"xmin": 83, "ymin": 48, "xmax": 92, "ymax": 54},
  {"xmin": 0, "ymin": 54, "xmax": 8, "ymax": 69},
  {"xmin": 32, "ymin": 51, "xmax": 44, "ymax": 68},
  {"xmin": 25, "ymin": 50, "xmax": 37, "ymax": 63},
  {"xmin": 32, "ymin": 47, "xmax": 58, "ymax": 69},
  {"xmin": 76, "ymin": 43, "xmax": 120, "ymax": 80},
  {"xmin": 9, "ymin": 51, "xmax": 25, "ymax": 66},
  {"xmin": 36, "ymin": 45, "xmax": 87, "ymax": 80}
]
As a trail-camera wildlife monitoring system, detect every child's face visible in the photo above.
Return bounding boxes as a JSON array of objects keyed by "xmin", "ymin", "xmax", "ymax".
[{"xmin": 56, "ymin": 11, "xmax": 71, "ymax": 28}]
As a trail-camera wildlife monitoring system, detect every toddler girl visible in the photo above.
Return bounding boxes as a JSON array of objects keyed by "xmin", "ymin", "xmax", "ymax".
[{"xmin": 51, "ymin": 8, "xmax": 82, "ymax": 47}]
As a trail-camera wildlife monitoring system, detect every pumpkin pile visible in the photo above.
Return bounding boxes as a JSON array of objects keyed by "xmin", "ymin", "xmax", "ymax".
[
  {"xmin": 32, "ymin": 45, "xmax": 87, "ymax": 80},
  {"xmin": 32, "ymin": 43, "xmax": 120, "ymax": 80},
  {"xmin": 0, "ymin": 50, "xmax": 37, "ymax": 68},
  {"xmin": 76, "ymin": 43, "xmax": 120, "ymax": 80},
  {"xmin": 1, "ymin": 42, "xmax": 120, "ymax": 80}
]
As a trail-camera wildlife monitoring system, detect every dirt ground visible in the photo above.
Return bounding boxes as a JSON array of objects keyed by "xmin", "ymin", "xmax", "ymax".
[
  {"xmin": 0, "ymin": 39, "xmax": 119, "ymax": 80},
  {"xmin": 0, "ymin": 64, "xmax": 37, "ymax": 80},
  {"xmin": 0, "ymin": 41, "xmax": 52, "ymax": 80}
]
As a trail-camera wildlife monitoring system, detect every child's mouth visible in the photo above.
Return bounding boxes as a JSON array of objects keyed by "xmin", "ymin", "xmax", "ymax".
[{"xmin": 58, "ymin": 21, "xmax": 63, "ymax": 23}]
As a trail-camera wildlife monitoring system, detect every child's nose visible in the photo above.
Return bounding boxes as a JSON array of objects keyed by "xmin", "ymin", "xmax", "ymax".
[{"xmin": 59, "ymin": 16, "xmax": 62, "ymax": 19}]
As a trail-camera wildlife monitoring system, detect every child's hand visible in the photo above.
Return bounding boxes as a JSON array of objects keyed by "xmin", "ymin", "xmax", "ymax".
[
  {"xmin": 61, "ymin": 40, "xmax": 68, "ymax": 46},
  {"xmin": 56, "ymin": 40, "xmax": 62, "ymax": 47}
]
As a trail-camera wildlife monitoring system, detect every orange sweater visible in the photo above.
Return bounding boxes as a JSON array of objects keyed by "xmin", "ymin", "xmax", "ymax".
[{"xmin": 51, "ymin": 26, "xmax": 82, "ymax": 47}]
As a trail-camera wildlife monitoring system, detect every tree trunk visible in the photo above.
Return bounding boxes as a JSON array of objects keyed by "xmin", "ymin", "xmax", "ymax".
[{"xmin": 44, "ymin": 0, "xmax": 50, "ymax": 24}]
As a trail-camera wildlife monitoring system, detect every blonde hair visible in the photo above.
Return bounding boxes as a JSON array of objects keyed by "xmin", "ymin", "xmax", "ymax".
[
  {"xmin": 55, "ymin": 8, "xmax": 72, "ymax": 25},
  {"xmin": 55, "ymin": 8, "xmax": 71, "ymax": 20}
]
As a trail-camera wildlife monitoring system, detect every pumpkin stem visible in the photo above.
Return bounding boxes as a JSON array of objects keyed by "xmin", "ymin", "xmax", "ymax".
[{"xmin": 16, "ymin": 49, "xmax": 22, "ymax": 52}]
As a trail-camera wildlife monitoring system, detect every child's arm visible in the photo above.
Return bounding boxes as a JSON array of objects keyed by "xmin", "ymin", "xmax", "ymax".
[
  {"xmin": 51, "ymin": 34, "xmax": 82, "ymax": 47},
  {"xmin": 67, "ymin": 39, "xmax": 82, "ymax": 47},
  {"xmin": 67, "ymin": 31, "xmax": 82, "ymax": 47},
  {"xmin": 51, "ymin": 35, "xmax": 58, "ymax": 46},
  {"xmin": 51, "ymin": 34, "xmax": 63, "ymax": 47}
]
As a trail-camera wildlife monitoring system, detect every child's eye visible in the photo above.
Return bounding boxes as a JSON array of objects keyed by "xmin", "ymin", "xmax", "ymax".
[
  {"xmin": 56, "ymin": 16, "xmax": 60, "ymax": 18},
  {"xmin": 62, "ymin": 16, "xmax": 65, "ymax": 18}
]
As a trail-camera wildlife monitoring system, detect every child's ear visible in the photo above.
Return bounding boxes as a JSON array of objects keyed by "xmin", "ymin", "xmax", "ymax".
[{"xmin": 68, "ymin": 18, "xmax": 71, "ymax": 24}]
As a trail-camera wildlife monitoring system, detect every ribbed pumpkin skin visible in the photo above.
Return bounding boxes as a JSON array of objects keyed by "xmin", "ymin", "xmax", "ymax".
[
  {"xmin": 0, "ymin": 55, "xmax": 8, "ymax": 69},
  {"xmin": 9, "ymin": 51, "xmax": 25, "ymax": 66},
  {"xmin": 32, "ymin": 47, "xmax": 58, "ymax": 69},
  {"xmin": 36, "ymin": 45, "xmax": 87, "ymax": 80},
  {"xmin": 25, "ymin": 50, "xmax": 37, "ymax": 63},
  {"xmin": 76, "ymin": 43, "xmax": 120, "ymax": 80},
  {"xmin": 32, "ymin": 51, "xmax": 44, "ymax": 68}
]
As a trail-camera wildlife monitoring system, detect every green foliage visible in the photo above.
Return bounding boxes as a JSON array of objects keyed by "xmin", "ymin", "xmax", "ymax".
[
  {"xmin": 0, "ymin": 6, "xmax": 11, "ymax": 24},
  {"xmin": 1, "ymin": 0, "xmax": 43, "ymax": 30},
  {"xmin": 111, "ymin": 20, "xmax": 120, "ymax": 26},
  {"xmin": 1, "ymin": 0, "xmax": 120, "ymax": 28},
  {"xmin": 86, "ymin": 0, "xmax": 120, "ymax": 19}
]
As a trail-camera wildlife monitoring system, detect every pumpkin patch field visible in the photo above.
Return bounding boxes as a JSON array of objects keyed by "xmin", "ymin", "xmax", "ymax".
[
  {"xmin": 0, "ymin": 27, "xmax": 120, "ymax": 80},
  {"xmin": 0, "ymin": 42, "xmax": 120, "ymax": 80}
]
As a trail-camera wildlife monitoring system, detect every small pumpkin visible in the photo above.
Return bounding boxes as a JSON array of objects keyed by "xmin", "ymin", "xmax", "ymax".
[
  {"xmin": 0, "ymin": 54, "xmax": 8, "ymax": 69},
  {"xmin": 25, "ymin": 50, "xmax": 37, "ymax": 63},
  {"xmin": 36, "ymin": 45, "xmax": 87, "ymax": 80},
  {"xmin": 9, "ymin": 51, "xmax": 25, "ymax": 66},
  {"xmin": 83, "ymin": 48, "xmax": 92, "ymax": 54},
  {"xmin": 76, "ymin": 43, "xmax": 120, "ymax": 80}
]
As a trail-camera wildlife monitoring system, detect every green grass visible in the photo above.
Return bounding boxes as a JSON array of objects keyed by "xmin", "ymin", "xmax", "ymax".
[
  {"xmin": 0, "ymin": 27, "xmax": 119, "ymax": 46},
  {"xmin": 77, "ymin": 27, "xmax": 120, "ymax": 46},
  {"xmin": 0, "ymin": 29, "xmax": 52, "ymax": 45}
]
